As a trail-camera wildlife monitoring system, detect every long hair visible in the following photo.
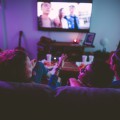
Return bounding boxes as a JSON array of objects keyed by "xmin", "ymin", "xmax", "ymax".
[
  {"xmin": 0, "ymin": 49, "xmax": 29, "ymax": 82},
  {"xmin": 59, "ymin": 8, "xmax": 65, "ymax": 28}
]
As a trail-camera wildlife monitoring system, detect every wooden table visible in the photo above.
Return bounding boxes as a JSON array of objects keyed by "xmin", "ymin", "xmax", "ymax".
[
  {"xmin": 59, "ymin": 61, "xmax": 79, "ymax": 86},
  {"xmin": 37, "ymin": 41, "xmax": 95, "ymax": 61}
]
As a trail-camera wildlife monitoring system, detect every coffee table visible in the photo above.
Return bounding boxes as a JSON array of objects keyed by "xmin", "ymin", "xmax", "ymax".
[{"xmin": 59, "ymin": 61, "xmax": 79, "ymax": 86}]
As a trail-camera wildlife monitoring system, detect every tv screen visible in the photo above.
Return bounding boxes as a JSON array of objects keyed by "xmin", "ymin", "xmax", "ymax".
[{"xmin": 37, "ymin": 0, "xmax": 92, "ymax": 32}]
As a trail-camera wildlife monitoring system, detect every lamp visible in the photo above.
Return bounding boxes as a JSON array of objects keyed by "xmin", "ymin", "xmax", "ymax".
[
  {"xmin": 73, "ymin": 39, "xmax": 79, "ymax": 44},
  {"xmin": 100, "ymin": 38, "xmax": 108, "ymax": 52}
]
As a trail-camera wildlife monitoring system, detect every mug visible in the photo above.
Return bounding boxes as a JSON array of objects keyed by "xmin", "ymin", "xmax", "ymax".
[
  {"xmin": 89, "ymin": 55, "xmax": 94, "ymax": 63},
  {"xmin": 46, "ymin": 54, "xmax": 52, "ymax": 62},
  {"xmin": 75, "ymin": 62, "xmax": 81, "ymax": 67},
  {"xmin": 82, "ymin": 55, "xmax": 87, "ymax": 63}
]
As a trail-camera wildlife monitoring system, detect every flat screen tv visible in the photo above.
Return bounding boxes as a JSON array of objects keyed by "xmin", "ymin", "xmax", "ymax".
[{"xmin": 37, "ymin": 0, "xmax": 93, "ymax": 32}]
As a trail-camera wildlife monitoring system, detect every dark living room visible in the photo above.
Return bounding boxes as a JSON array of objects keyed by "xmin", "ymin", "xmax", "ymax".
[{"xmin": 0, "ymin": 0, "xmax": 120, "ymax": 119}]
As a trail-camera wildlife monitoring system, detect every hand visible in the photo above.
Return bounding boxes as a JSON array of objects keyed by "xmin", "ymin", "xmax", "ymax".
[
  {"xmin": 58, "ymin": 54, "xmax": 68, "ymax": 67},
  {"xmin": 31, "ymin": 59, "xmax": 37, "ymax": 69},
  {"xmin": 61, "ymin": 53, "xmax": 68, "ymax": 61},
  {"xmin": 69, "ymin": 78, "xmax": 81, "ymax": 87},
  {"xmin": 50, "ymin": 54, "xmax": 68, "ymax": 76}
]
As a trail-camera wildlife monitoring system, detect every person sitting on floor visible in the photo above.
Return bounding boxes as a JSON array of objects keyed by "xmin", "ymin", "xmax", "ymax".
[
  {"xmin": 68, "ymin": 61, "xmax": 114, "ymax": 88},
  {"xmin": 109, "ymin": 49, "xmax": 120, "ymax": 88}
]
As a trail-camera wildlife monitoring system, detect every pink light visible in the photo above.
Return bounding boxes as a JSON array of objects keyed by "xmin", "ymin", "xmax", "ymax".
[{"xmin": 73, "ymin": 39, "xmax": 77, "ymax": 43}]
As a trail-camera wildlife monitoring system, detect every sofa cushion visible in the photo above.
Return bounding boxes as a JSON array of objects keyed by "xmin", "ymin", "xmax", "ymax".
[
  {"xmin": 54, "ymin": 86, "xmax": 120, "ymax": 119},
  {"xmin": 55, "ymin": 86, "xmax": 120, "ymax": 102},
  {"xmin": 1, "ymin": 80, "xmax": 120, "ymax": 119},
  {"xmin": 0, "ymin": 80, "xmax": 54, "ymax": 119}
]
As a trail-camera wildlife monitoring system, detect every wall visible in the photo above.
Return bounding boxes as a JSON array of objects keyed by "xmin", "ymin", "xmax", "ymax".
[
  {"xmin": 0, "ymin": 0, "xmax": 120, "ymax": 59},
  {"xmin": 88, "ymin": 0, "xmax": 120, "ymax": 52},
  {"xmin": 0, "ymin": 0, "xmax": 3, "ymax": 49}
]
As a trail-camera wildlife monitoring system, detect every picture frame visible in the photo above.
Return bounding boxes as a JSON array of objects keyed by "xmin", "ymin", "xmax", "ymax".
[{"xmin": 83, "ymin": 32, "xmax": 96, "ymax": 46}]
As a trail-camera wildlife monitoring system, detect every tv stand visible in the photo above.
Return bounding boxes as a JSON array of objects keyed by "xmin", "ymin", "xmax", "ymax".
[{"xmin": 37, "ymin": 41, "xmax": 94, "ymax": 61}]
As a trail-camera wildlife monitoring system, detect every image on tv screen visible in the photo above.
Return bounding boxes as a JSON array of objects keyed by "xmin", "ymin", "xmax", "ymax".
[{"xmin": 37, "ymin": 2, "xmax": 92, "ymax": 32}]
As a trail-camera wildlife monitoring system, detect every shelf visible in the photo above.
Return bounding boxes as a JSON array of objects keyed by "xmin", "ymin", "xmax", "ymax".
[{"xmin": 37, "ymin": 41, "xmax": 95, "ymax": 61}]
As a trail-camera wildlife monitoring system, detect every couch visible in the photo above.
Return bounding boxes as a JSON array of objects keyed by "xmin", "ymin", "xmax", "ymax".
[{"xmin": 0, "ymin": 80, "xmax": 120, "ymax": 119}]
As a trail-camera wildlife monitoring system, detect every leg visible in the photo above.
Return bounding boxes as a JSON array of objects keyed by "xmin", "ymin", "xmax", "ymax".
[{"xmin": 32, "ymin": 61, "xmax": 48, "ymax": 84}]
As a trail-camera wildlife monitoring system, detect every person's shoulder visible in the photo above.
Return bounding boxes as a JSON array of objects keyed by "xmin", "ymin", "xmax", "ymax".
[{"xmin": 65, "ymin": 15, "xmax": 71, "ymax": 19}]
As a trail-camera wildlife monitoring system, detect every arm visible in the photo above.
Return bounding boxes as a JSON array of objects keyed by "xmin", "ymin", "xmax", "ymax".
[
  {"xmin": 31, "ymin": 59, "xmax": 37, "ymax": 69},
  {"xmin": 69, "ymin": 78, "xmax": 81, "ymax": 87},
  {"xmin": 49, "ymin": 54, "xmax": 67, "ymax": 76}
]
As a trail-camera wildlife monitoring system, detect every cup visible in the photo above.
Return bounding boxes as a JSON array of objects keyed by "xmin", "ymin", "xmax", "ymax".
[
  {"xmin": 58, "ymin": 57, "xmax": 62, "ymax": 64},
  {"xmin": 46, "ymin": 54, "xmax": 52, "ymax": 62},
  {"xmin": 82, "ymin": 55, "xmax": 87, "ymax": 63},
  {"xmin": 89, "ymin": 55, "xmax": 94, "ymax": 63},
  {"xmin": 75, "ymin": 62, "xmax": 81, "ymax": 67}
]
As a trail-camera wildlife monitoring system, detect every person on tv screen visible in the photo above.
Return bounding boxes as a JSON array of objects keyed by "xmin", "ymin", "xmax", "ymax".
[
  {"xmin": 53, "ymin": 8, "xmax": 68, "ymax": 29},
  {"xmin": 38, "ymin": 2, "xmax": 53, "ymax": 28},
  {"xmin": 65, "ymin": 5, "xmax": 80, "ymax": 29}
]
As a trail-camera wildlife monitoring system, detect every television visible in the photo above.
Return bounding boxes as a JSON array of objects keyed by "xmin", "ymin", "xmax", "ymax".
[{"xmin": 37, "ymin": 0, "xmax": 93, "ymax": 32}]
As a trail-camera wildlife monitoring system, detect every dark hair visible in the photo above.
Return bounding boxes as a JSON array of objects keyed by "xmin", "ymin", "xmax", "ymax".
[
  {"xmin": 69, "ymin": 5, "xmax": 75, "ymax": 8},
  {"xmin": 41, "ymin": 2, "xmax": 51, "ymax": 8},
  {"xmin": 0, "ymin": 49, "xmax": 29, "ymax": 82},
  {"xmin": 59, "ymin": 8, "xmax": 64, "ymax": 19},
  {"xmin": 56, "ymin": 8, "xmax": 64, "ymax": 28},
  {"xmin": 93, "ymin": 50, "xmax": 110, "ymax": 62},
  {"xmin": 82, "ymin": 61, "xmax": 114, "ymax": 88}
]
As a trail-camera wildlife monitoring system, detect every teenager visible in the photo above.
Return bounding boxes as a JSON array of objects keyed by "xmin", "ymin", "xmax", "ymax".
[
  {"xmin": 69, "ymin": 61, "xmax": 114, "ymax": 88},
  {"xmin": 0, "ymin": 49, "xmax": 66, "ymax": 89}
]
